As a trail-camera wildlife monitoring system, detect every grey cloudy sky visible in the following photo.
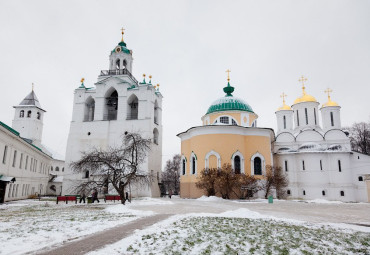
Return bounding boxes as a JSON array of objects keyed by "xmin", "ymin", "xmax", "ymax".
[{"xmin": 0, "ymin": 0, "xmax": 369, "ymax": 164}]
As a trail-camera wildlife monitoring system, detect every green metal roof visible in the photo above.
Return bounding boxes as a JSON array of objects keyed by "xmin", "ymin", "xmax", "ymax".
[
  {"xmin": 111, "ymin": 41, "xmax": 131, "ymax": 54},
  {"xmin": 0, "ymin": 121, "xmax": 20, "ymax": 136},
  {"xmin": 206, "ymin": 82, "xmax": 254, "ymax": 114}
]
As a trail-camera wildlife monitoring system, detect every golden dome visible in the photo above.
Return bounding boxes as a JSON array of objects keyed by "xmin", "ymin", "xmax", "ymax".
[
  {"xmin": 322, "ymin": 88, "xmax": 339, "ymax": 108},
  {"xmin": 293, "ymin": 93, "xmax": 317, "ymax": 104},
  {"xmin": 277, "ymin": 103, "xmax": 292, "ymax": 111}
]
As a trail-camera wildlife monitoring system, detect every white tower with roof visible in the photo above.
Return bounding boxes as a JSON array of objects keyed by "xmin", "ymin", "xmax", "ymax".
[
  {"xmin": 12, "ymin": 86, "xmax": 46, "ymax": 147},
  {"xmin": 63, "ymin": 30, "xmax": 163, "ymax": 197}
]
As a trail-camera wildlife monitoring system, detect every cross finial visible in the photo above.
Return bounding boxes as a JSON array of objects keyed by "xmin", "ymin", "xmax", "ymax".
[
  {"xmin": 298, "ymin": 75, "xmax": 308, "ymax": 94},
  {"xmin": 121, "ymin": 27, "xmax": 125, "ymax": 42},
  {"xmin": 280, "ymin": 92, "xmax": 287, "ymax": 104},
  {"xmin": 226, "ymin": 69, "xmax": 231, "ymax": 82},
  {"xmin": 324, "ymin": 88, "xmax": 333, "ymax": 100},
  {"xmin": 81, "ymin": 78, "xmax": 84, "ymax": 84},
  {"xmin": 32, "ymin": 83, "xmax": 34, "ymax": 91}
]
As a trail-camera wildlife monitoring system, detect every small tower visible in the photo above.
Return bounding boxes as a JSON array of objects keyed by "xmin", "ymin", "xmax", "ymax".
[
  {"xmin": 320, "ymin": 88, "xmax": 341, "ymax": 132},
  {"xmin": 292, "ymin": 76, "xmax": 320, "ymax": 130},
  {"xmin": 275, "ymin": 92, "xmax": 293, "ymax": 134},
  {"xmin": 109, "ymin": 28, "xmax": 133, "ymax": 73},
  {"xmin": 12, "ymin": 85, "xmax": 46, "ymax": 146}
]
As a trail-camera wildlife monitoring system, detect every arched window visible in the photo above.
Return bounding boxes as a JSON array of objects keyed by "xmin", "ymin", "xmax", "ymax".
[
  {"xmin": 116, "ymin": 59, "xmax": 120, "ymax": 69},
  {"xmin": 322, "ymin": 190, "xmax": 326, "ymax": 196},
  {"xmin": 205, "ymin": 150, "xmax": 221, "ymax": 169},
  {"xmin": 358, "ymin": 176, "xmax": 363, "ymax": 181},
  {"xmin": 55, "ymin": 167, "xmax": 59, "ymax": 171},
  {"xmin": 314, "ymin": 108, "xmax": 317, "ymax": 125},
  {"xmin": 340, "ymin": 190, "xmax": 344, "ymax": 196},
  {"xmin": 254, "ymin": 157, "xmax": 262, "ymax": 175},
  {"xmin": 62, "ymin": 167, "xmax": 64, "ymax": 172},
  {"xmin": 303, "ymin": 190, "xmax": 306, "ymax": 196},
  {"xmin": 154, "ymin": 100, "xmax": 159, "ymax": 124},
  {"xmin": 182, "ymin": 159, "xmax": 186, "ymax": 175},
  {"xmin": 287, "ymin": 190, "xmax": 291, "ymax": 195},
  {"xmin": 220, "ymin": 116, "xmax": 229, "ymax": 124},
  {"xmin": 27, "ymin": 110, "xmax": 32, "ymax": 118},
  {"xmin": 51, "ymin": 166, "xmax": 53, "ymax": 171},
  {"xmin": 234, "ymin": 156, "xmax": 241, "ymax": 174},
  {"xmin": 296, "ymin": 110, "xmax": 299, "ymax": 126},
  {"xmin": 122, "ymin": 59, "xmax": 127, "ymax": 69},
  {"xmin": 37, "ymin": 112, "xmax": 40, "ymax": 120},
  {"xmin": 84, "ymin": 97, "xmax": 95, "ymax": 122},
  {"xmin": 20, "ymin": 110, "xmax": 24, "ymax": 118},
  {"xmin": 305, "ymin": 108, "xmax": 308, "ymax": 125},
  {"xmin": 153, "ymin": 128, "xmax": 159, "ymax": 145},
  {"xmin": 84, "ymin": 170, "xmax": 89, "ymax": 179},
  {"xmin": 191, "ymin": 152, "xmax": 197, "ymax": 175},
  {"xmin": 105, "ymin": 89, "xmax": 118, "ymax": 120},
  {"xmin": 127, "ymin": 94, "xmax": 138, "ymax": 120}
]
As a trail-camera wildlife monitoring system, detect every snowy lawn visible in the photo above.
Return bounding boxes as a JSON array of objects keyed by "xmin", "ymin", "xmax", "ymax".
[
  {"xmin": 0, "ymin": 199, "xmax": 158, "ymax": 255},
  {"xmin": 90, "ymin": 209, "xmax": 370, "ymax": 255}
]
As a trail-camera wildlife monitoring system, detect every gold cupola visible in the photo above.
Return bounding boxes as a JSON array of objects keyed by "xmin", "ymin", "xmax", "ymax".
[
  {"xmin": 277, "ymin": 92, "xmax": 292, "ymax": 111},
  {"xmin": 322, "ymin": 88, "xmax": 339, "ymax": 108},
  {"xmin": 293, "ymin": 75, "xmax": 317, "ymax": 104}
]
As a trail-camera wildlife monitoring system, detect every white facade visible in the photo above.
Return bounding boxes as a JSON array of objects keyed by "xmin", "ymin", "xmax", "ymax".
[
  {"xmin": 0, "ymin": 121, "xmax": 52, "ymax": 203},
  {"xmin": 274, "ymin": 90, "xmax": 370, "ymax": 202},
  {"xmin": 63, "ymin": 38, "xmax": 163, "ymax": 197}
]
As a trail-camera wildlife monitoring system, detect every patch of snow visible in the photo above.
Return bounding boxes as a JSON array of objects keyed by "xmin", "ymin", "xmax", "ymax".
[
  {"xmin": 305, "ymin": 199, "xmax": 343, "ymax": 204},
  {"xmin": 196, "ymin": 196, "xmax": 225, "ymax": 202},
  {"xmin": 105, "ymin": 204, "xmax": 154, "ymax": 216}
]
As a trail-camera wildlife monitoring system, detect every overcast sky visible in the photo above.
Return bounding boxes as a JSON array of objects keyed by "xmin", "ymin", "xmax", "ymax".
[{"xmin": 0, "ymin": 0, "xmax": 369, "ymax": 165}]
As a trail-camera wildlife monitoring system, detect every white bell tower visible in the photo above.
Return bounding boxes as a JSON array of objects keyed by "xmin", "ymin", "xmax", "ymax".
[
  {"xmin": 12, "ymin": 85, "xmax": 46, "ymax": 146},
  {"xmin": 108, "ymin": 28, "xmax": 133, "ymax": 73},
  {"xmin": 320, "ymin": 88, "xmax": 341, "ymax": 132},
  {"xmin": 275, "ymin": 92, "xmax": 293, "ymax": 134}
]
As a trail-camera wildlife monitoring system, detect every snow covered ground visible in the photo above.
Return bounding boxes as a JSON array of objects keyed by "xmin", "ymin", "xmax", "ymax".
[
  {"xmin": 0, "ymin": 197, "xmax": 171, "ymax": 255},
  {"xmin": 1, "ymin": 197, "xmax": 369, "ymax": 255},
  {"xmin": 89, "ymin": 208, "xmax": 370, "ymax": 255}
]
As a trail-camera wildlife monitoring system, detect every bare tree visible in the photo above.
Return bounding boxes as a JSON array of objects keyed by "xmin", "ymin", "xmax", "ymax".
[
  {"xmin": 348, "ymin": 122, "xmax": 370, "ymax": 155},
  {"xmin": 215, "ymin": 164, "xmax": 239, "ymax": 199},
  {"xmin": 235, "ymin": 174, "xmax": 260, "ymax": 199},
  {"xmin": 161, "ymin": 154, "xmax": 181, "ymax": 195},
  {"xmin": 196, "ymin": 167, "xmax": 219, "ymax": 197},
  {"xmin": 70, "ymin": 132, "xmax": 152, "ymax": 204},
  {"xmin": 261, "ymin": 165, "xmax": 289, "ymax": 199}
]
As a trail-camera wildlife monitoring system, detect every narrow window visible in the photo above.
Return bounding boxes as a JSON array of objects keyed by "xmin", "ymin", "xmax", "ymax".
[
  {"xmin": 322, "ymin": 190, "xmax": 326, "ymax": 196},
  {"xmin": 30, "ymin": 158, "xmax": 33, "ymax": 171},
  {"xmin": 320, "ymin": 160, "xmax": 322, "ymax": 170},
  {"xmin": 284, "ymin": 160, "xmax": 288, "ymax": 172},
  {"xmin": 358, "ymin": 176, "xmax": 363, "ymax": 181},
  {"xmin": 12, "ymin": 150, "xmax": 17, "ymax": 167},
  {"xmin": 340, "ymin": 191, "xmax": 344, "ymax": 196},
  {"xmin": 234, "ymin": 156, "xmax": 241, "ymax": 174},
  {"xmin": 338, "ymin": 160, "xmax": 341, "ymax": 172},
  {"xmin": 192, "ymin": 157, "xmax": 196, "ymax": 174},
  {"xmin": 283, "ymin": 116, "xmax": 286, "ymax": 129},
  {"xmin": 330, "ymin": 112, "xmax": 334, "ymax": 126},
  {"xmin": 153, "ymin": 128, "xmax": 159, "ymax": 145},
  {"xmin": 19, "ymin": 153, "xmax": 23, "ymax": 169},
  {"xmin": 62, "ymin": 167, "xmax": 64, "ymax": 172},
  {"xmin": 84, "ymin": 171, "xmax": 89, "ymax": 179},
  {"xmin": 2, "ymin": 145, "xmax": 8, "ymax": 164},
  {"xmin": 51, "ymin": 166, "xmax": 53, "ymax": 171},
  {"xmin": 56, "ymin": 167, "xmax": 59, "ymax": 171},
  {"xmin": 182, "ymin": 159, "xmax": 186, "ymax": 175},
  {"xmin": 27, "ymin": 110, "xmax": 31, "ymax": 118},
  {"xmin": 303, "ymin": 190, "xmax": 306, "ymax": 196},
  {"xmin": 287, "ymin": 190, "xmax": 291, "ymax": 195},
  {"xmin": 305, "ymin": 108, "xmax": 308, "ymax": 125},
  {"xmin": 8, "ymin": 184, "xmax": 12, "ymax": 198},
  {"xmin": 254, "ymin": 157, "xmax": 262, "ymax": 175},
  {"xmin": 37, "ymin": 112, "xmax": 40, "ymax": 120},
  {"xmin": 296, "ymin": 110, "xmax": 299, "ymax": 126},
  {"xmin": 302, "ymin": 160, "xmax": 305, "ymax": 170},
  {"xmin": 25, "ymin": 156, "xmax": 28, "ymax": 170},
  {"xmin": 20, "ymin": 110, "xmax": 24, "ymax": 118},
  {"xmin": 314, "ymin": 108, "xmax": 317, "ymax": 125}
]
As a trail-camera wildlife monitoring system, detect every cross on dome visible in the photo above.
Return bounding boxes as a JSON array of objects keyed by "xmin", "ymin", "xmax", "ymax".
[
  {"xmin": 324, "ymin": 88, "xmax": 333, "ymax": 99},
  {"xmin": 280, "ymin": 92, "xmax": 287, "ymax": 104},
  {"xmin": 298, "ymin": 75, "xmax": 308, "ymax": 94},
  {"xmin": 121, "ymin": 27, "xmax": 125, "ymax": 42},
  {"xmin": 223, "ymin": 69, "xmax": 234, "ymax": 96},
  {"xmin": 226, "ymin": 69, "xmax": 231, "ymax": 82}
]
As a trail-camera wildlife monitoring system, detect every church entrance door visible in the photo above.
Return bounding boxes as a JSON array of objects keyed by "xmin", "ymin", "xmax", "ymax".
[{"xmin": 0, "ymin": 181, "xmax": 7, "ymax": 204}]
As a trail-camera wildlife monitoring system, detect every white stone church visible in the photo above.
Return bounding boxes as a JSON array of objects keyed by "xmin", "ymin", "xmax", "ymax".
[
  {"xmin": 63, "ymin": 32, "xmax": 163, "ymax": 197},
  {"xmin": 274, "ymin": 77, "xmax": 370, "ymax": 202}
]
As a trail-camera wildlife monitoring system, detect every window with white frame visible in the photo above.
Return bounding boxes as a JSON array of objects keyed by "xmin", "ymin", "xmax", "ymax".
[{"xmin": 220, "ymin": 116, "xmax": 229, "ymax": 124}]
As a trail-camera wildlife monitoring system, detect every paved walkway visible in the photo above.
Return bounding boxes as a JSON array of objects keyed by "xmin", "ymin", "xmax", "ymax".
[{"xmin": 35, "ymin": 214, "xmax": 171, "ymax": 255}]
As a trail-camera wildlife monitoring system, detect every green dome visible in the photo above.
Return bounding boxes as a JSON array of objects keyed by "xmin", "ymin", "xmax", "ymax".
[
  {"xmin": 111, "ymin": 41, "xmax": 131, "ymax": 54},
  {"xmin": 206, "ymin": 96, "xmax": 254, "ymax": 114}
]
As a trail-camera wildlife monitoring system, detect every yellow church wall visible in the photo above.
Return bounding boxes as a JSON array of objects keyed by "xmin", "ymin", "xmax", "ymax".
[{"xmin": 180, "ymin": 132, "xmax": 272, "ymax": 198}]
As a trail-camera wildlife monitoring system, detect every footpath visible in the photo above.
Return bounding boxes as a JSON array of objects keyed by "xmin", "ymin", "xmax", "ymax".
[{"xmin": 35, "ymin": 214, "xmax": 171, "ymax": 255}]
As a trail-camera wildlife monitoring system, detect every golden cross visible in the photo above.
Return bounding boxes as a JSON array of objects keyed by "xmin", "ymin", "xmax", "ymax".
[
  {"xmin": 324, "ymin": 88, "xmax": 333, "ymax": 99},
  {"xmin": 298, "ymin": 75, "xmax": 308, "ymax": 89},
  {"xmin": 81, "ymin": 78, "xmax": 84, "ymax": 83},
  {"xmin": 226, "ymin": 69, "xmax": 231, "ymax": 82},
  {"xmin": 121, "ymin": 27, "xmax": 125, "ymax": 41},
  {"xmin": 143, "ymin": 74, "xmax": 146, "ymax": 78},
  {"xmin": 280, "ymin": 92, "xmax": 287, "ymax": 104}
]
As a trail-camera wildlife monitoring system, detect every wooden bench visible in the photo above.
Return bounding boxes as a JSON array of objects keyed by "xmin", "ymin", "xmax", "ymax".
[
  {"xmin": 104, "ymin": 195, "xmax": 121, "ymax": 203},
  {"xmin": 57, "ymin": 196, "xmax": 77, "ymax": 204}
]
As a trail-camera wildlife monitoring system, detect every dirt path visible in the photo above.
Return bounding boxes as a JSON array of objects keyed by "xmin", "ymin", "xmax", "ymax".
[{"xmin": 35, "ymin": 214, "xmax": 171, "ymax": 255}]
